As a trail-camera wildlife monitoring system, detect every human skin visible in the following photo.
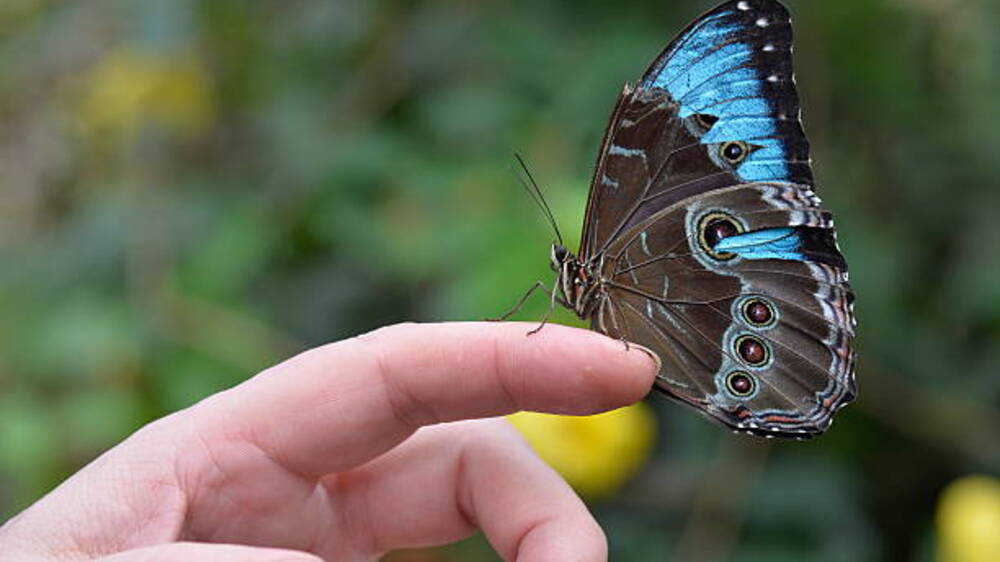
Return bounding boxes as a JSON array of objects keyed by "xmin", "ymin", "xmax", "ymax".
[{"xmin": 0, "ymin": 322, "xmax": 658, "ymax": 561}]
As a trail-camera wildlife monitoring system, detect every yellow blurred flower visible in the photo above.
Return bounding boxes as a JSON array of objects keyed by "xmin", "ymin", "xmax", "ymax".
[
  {"xmin": 936, "ymin": 474, "xmax": 1000, "ymax": 562},
  {"xmin": 507, "ymin": 402, "xmax": 655, "ymax": 499},
  {"xmin": 76, "ymin": 47, "xmax": 214, "ymax": 143}
]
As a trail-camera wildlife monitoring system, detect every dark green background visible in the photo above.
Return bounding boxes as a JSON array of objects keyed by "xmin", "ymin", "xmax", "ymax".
[{"xmin": 1, "ymin": 1, "xmax": 998, "ymax": 560}]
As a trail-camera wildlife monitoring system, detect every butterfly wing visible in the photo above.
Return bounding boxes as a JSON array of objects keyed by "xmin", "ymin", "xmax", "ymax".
[
  {"xmin": 580, "ymin": 0, "xmax": 809, "ymax": 258},
  {"xmin": 578, "ymin": 0, "xmax": 856, "ymax": 437},
  {"xmin": 596, "ymin": 183, "xmax": 855, "ymax": 437}
]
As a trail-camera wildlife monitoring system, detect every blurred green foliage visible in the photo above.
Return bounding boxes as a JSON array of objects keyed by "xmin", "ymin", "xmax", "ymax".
[{"xmin": 0, "ymin": 0, "xmax": 998, "ymax": 560}]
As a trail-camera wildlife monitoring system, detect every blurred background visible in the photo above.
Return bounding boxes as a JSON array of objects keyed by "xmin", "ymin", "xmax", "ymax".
[{"xmin": 1, "ymin": 0, "xmax": 998, "ymax": 560}]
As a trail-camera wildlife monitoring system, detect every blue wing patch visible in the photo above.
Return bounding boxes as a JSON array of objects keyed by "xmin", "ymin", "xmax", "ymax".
[
  {"xmin": 638, "ymin": 0, "xmax": 809, "ymax": 184},
  {"xmin": 713, "ymin": 227, "xmax": 805, "ymax": 261}
]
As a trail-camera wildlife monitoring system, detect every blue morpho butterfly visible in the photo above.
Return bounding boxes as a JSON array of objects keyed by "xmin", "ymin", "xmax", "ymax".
[{"xmin": 509, "ymin": 0, "xmax": 856, "ymax": 438}]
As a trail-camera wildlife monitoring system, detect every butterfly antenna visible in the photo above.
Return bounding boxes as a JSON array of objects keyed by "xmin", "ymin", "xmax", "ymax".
[
  {"xmin": 510, "ymin": 167, "xmax": 547, "ymax": 230},
  {"xmin": 515, "ymin": 173, "xmax": 560, "ymax": 244},
  {"xmin": 513, "ymin": 151, "xmax": 564, "ymax": 246}
]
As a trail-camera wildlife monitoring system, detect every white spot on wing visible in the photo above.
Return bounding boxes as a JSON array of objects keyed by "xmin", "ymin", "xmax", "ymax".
[
  {"xmin": 737, "ymin": 1, "xmax": 751, "ymax": 10},
  {"xmin": 756, "ymin": 17, "xmax": 768, "ymax": 27},
  {"xmin": 640, "ymin": 231, "xmax": 652, "ymax": 256},
  {"xmin": 609, "ymin": 144, "xmax": 646, "ymax": 160}
]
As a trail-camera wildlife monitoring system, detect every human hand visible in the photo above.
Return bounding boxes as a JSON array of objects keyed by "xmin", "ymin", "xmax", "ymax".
[{"xmin": 0, "ymin": 322, "xmax": 658, "ymax": 561}]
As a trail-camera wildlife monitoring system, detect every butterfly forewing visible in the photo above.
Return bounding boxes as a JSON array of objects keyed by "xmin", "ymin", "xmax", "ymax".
[{"xmin": 580, "ymin": 0, "xmax": 811, "ymax": 259}]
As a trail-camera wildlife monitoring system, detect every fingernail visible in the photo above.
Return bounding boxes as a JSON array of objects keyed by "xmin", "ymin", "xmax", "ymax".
[{"xmin": 629, "ymin": 343, "xmax": 662, "ymax": 376}]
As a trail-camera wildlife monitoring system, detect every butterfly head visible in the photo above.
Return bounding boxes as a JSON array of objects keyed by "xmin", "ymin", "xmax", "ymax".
[{"xmin": 549, "ymin": 244, "xmax": 571, "ymax": 271}]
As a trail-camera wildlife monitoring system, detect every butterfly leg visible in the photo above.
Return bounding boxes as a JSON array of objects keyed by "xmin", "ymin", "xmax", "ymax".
[
  {"xmin": 526, "ymin": 274, "xmax": 579, "ymax": 335},
  {"xmin": 488, "ymin": 280, "xmax": 566, "ymax": 322},
  {"xmin": 601, "ymin": 298, "xmax": 660, "ymax": 368},
  {"xmin": 605, "ymin": 303, "xmax": 632, "ymax": 351}
]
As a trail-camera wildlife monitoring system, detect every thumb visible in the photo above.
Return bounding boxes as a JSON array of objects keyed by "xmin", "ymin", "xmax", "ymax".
[{"xmin": 95, "ymin": 542, "xmax": 322, "ymax": 562}]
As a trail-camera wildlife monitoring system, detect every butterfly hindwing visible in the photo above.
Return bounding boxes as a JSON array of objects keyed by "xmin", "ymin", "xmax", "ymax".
[{"xmin": 595, "ymin": 182, "xmax": 855, "ymax": 437}]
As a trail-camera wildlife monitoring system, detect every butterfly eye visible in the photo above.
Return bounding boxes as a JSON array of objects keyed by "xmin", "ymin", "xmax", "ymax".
[
  {"xmin": 741, "ymin": 297, "xmax": 776, "ymax": 328},
  {"xmin": 720, "ymin": 141, "xmax": 749, "ymax": 165},
  {"xmin": 735, "ymin": 335, "xmax": 770, "ymax": 367},
  {"xmin": 725, "ymin": 371, "xmax": 756, "ymax": 397},
  {"xmin": 697, "ymin": 212, "xmax": 744, "ymax": 259},
  {"xmin": 551, "ymin": 244, "xmax": 569, "ymax": 264}
]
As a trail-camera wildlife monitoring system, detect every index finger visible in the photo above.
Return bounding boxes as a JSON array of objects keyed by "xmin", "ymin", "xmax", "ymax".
[{"xmin": 194, "ymin": 322, "xmax": 659, "ymax": 476}]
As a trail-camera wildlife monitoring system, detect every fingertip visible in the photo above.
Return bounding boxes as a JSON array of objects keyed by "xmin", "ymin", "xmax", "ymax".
[
  {"xmin": 511, "ymin": 325, "xmax": 658, "ymax": 415},
  {"xmin": 597, "ymin": 336, "xmax": 660, "ymax": 384},
  {"xmin": 579, "ymin": 332, "xmax": 660, "ymax": 407},
  {"xmin": 514, "ymin": 515, "xmax": 608, "ymax": 562},
  {"xmin": 626, "ymin": 343, "xmax": 661, "ymax": 393}
]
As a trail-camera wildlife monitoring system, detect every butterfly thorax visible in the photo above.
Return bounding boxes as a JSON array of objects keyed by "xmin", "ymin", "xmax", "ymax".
[{"xmin": 550, "ymin": 243, "xmax": 603, "ymax": 319}]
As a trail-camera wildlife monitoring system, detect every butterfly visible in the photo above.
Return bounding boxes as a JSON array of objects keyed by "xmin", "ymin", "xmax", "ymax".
[{"xmin": 544, "ymin": 0, "xmax": 856, "ymax": 438}]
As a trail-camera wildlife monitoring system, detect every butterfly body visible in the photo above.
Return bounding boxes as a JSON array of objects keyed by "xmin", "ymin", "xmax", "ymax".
[{"xmin": 549, "ymin": 0, "xmax": 856, "ymax": 439}]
